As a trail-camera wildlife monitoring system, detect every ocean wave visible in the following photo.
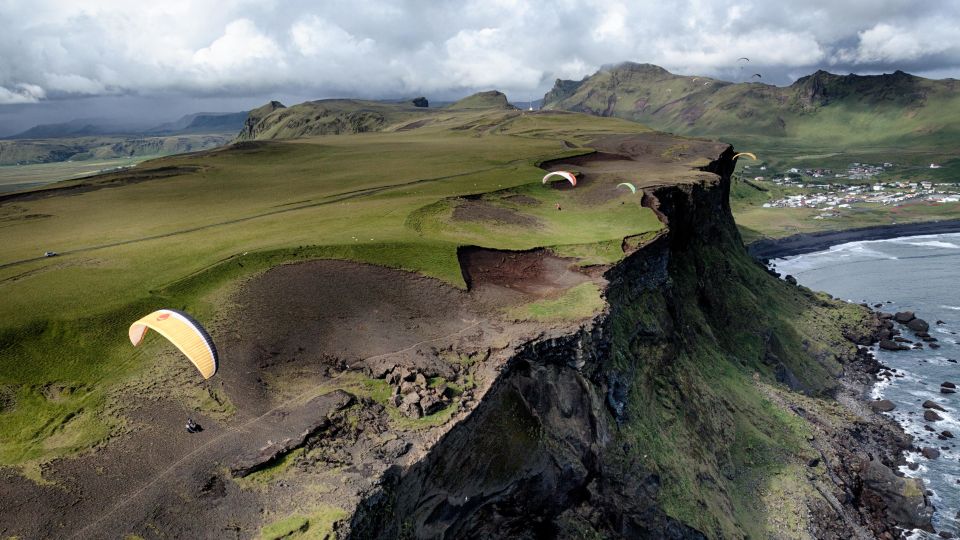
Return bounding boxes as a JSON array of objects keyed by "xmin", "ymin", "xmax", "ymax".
[
  {"xmin": 942, "ymin": 305, "xmax": 960, "ymax": 311},
  {"xmin": 888, "ymin": 236, "xmax": 960, "ymax": 249}
]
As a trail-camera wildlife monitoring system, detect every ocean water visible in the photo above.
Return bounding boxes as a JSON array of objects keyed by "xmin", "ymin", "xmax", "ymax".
[{"xmin": 774, "ymin": 233, "xmax": 960, "ymax": 536}]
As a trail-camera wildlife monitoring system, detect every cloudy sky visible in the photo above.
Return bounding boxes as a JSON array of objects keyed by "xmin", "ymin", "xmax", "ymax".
[{"xmin": 1, "ymin": 0, "xmax": 959, "ymax": 135}]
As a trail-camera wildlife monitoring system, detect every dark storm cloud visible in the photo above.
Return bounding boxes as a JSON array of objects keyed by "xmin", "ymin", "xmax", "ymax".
[{"xmin": 0, "ymin": 0, "xmax": 958, "ymax": 134}]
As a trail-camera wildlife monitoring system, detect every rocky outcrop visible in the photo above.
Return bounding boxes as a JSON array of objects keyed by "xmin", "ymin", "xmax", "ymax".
[
  {"xmin": 237, "ymin": 100, "xmax": 286, "ymax": 140},
  {"xmin": 229, "ymin": 390, "xmax": 354, "ymax": 477}
]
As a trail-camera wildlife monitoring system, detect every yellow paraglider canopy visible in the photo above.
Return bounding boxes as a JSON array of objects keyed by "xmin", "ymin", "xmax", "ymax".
[
  {"xmin": 128, "ymin": 309, "xmax": 219, "ymax": 379},
  {"xmin": 732, "ymin": 152, "xmax": 758, "ymax": 161}
]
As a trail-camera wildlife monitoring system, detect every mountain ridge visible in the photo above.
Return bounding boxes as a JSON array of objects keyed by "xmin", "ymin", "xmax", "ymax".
[{"xmin": 542, "ymin": 62, "xmax": 960, "ymax": 147}]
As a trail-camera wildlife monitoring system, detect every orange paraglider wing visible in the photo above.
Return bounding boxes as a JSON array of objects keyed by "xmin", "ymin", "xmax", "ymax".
[{"xmin": 129, "ymin": 309, "xmax": 218, "ymax": 379}]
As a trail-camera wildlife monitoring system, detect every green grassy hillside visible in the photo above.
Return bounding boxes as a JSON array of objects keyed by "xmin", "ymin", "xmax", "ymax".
[
  {"xmin": 0, "ymin": 107, "xmax": 675, "ymax": 467},
  {"xmin": 543, "ymin": 63, "xmax": 960, "ymax": 149}
]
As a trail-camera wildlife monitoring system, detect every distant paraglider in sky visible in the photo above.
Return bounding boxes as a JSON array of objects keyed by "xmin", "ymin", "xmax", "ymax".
[
  {"xmin": 752, "ymin": 73, "xmax": 762, "ymax": 79},
  {"xmin": 732, "ymin": 152, "xmax": 758, "ymax": 161},
  {"xmin": 542, "ymin": 171, "xmax": 577, "ymax": 187},
  {"xmin": 737, "ymin": 57, "xmax": 750, "ymax": 62},
  {"xmin": 128, "ymin": 309, "xmax": 219, "ymax": 379},
  {"xmin": 617, "ymin": 182, "xmax": 637, "ymax": 194}
]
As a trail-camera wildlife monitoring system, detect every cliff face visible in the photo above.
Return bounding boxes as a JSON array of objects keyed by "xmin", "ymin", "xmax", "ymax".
[{"xmin": 349, "ymin": 149, "xmax": 931, "ymax": 538}]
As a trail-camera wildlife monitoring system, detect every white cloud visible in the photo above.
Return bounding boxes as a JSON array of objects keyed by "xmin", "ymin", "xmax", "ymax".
[
  {"xmin": 0, "ymin": 84, "xmax": 46, "ymax": 104},
  {"xmin": 442, "ymin": 28, "xmax": 542, "ymax": 89},
  {"xmin": 192, "ymin": 19, "xmax": 283, "ymax": 72},
  {"xmin": 0, "ymin": 0, "xmax": 957, "ymax": 110},
  {"xmin": 833, "ymin": 22, "xmax": 955, "ymax": 64}
]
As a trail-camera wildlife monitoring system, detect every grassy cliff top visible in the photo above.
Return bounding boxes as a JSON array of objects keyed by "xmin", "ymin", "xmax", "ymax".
[{"xmin": 0, "ymin": 106, "xmax": 725, "ymax": 465}]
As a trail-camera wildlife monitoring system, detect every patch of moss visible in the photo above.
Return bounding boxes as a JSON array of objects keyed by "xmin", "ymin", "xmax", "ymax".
[
  {"xmin": 507, "ymin": 283, "xmax": 605, "ymax": 322},
  {"xmin": 258, "ymin": 505, "xmax": 347, "ymax": 540},
  {"xmin": 235, "ymin": 448, "xmax": 305, "ymax": 489}
]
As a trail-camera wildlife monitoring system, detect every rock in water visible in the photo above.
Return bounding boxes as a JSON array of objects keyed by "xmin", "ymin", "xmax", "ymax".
[
  {"xmin": 879, "ymin": 339, "xmax": 905, "ymax": 351},
  {"xmin": 924, "ymin": 410, "xmax": 943, "ymax": 422},
  {"xmin": 942, "ymin": 381, "xmax": 957, "ymax": 389},
  {"xmin": 907, "ymin": 318, "xmax": 929, "ymax": 332},
  {"xmin": 922, "ymin": 400, "xmax": 947, "ymax": 412},
  {"xmin": 894, "ymin": 311, "xmax": 916, "ymax": 323},
  {"xmin": 870, "ymin": 399, "xmax": 897, "ymax": 412},
  {"xmin": 921, "ymin": 447, "xmax": 940, "ymax": 460}
]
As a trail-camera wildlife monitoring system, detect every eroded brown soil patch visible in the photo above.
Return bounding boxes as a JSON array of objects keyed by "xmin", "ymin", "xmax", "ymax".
[
  {"xmin": 451, "ymin": 199, "xmax": 542, "ymax": 228},
  {"xmin": 458, "ymin": 247, "xmax": 590, "ymax": 297}
]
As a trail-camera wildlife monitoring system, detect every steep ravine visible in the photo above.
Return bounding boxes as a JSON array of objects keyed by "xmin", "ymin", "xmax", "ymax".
[{"xmin": 349, "ymin": 149, "xmax": 933, "ymax": 539}]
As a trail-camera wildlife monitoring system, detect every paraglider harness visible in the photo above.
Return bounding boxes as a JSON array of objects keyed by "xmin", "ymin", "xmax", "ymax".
[{"xmin": 186, "ymin": 418, "xmax": 202, "ymax": 433}]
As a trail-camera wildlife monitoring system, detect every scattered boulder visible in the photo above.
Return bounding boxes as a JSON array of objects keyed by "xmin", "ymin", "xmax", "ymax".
[
  {"xmin": 942, "ymin": 387, "xmax": 957, "ymax": 394},
  {"xmin": 922, "ymin": 400, "xmax": 947, "ymax": 412},
  {"xmin": 941, "ymin": 431, "xmax": 954, "ymax": 439},
  {"xmin": 785, "ymin": 275, "xmax": 797, "ymax": 285},
  {"xmin": 942, "ymin": 381, "xmax": 957, "ymax": 389},
  {"xmin": 870, "ymin": 399, "xmax": 897, "ymax": 412},
  {"xmin": 879, "ymin": 339, "xmax": 908, "ymax": 351},
  {"xmin": 862, "ymin": 459, "xmax": 933, "ymax": 530},
  {"xmin": 936, "ymin": 320, "xmax": 945, "ymax": 325},
  {"xmin": 893, "ymin": 337, "xmax": 913, "ymax": 343},
  {"xmin": 908, "ymin": 318, "xmax": 930, "ymax": 333},
  {"xmin": 930, "ymin": 343, "xmax": 941, "ymax": 349},
  {"xmin": 921, "ymin": 447, "xmax": 940, "ymax": 460},
  {"xmin": 411, "ymin": 97, "xmax": 429, "ymax": 108},
  {"xmin": 420, "ymin": 393, "xmax": 447, "ymax": 416},
  {"xmin": 400, "ymin": 401, "xmax": 423, "ymax": 419},
  {"xmin": 878, "ymin": 312, "xmax": 894, "ymax": 320},
  {"xmin": 379, "ymin": 438, "xmax": 411, "ymax": 459},
  {"xmin": 924, "ymin": 410, "xmax": 943, "ymax": 422},
  {"xmin": 873, "ymin": 303, "xmax": 884, "ymax": 308},
  {"xmin": 894, "ymin": 311, "xmax": 916, "ymax": 324}
]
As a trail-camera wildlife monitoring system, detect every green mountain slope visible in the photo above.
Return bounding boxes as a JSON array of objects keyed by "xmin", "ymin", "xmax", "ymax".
[{"xmin": 543, "ymin": 62, "xmax": 960, "ymax": 148}]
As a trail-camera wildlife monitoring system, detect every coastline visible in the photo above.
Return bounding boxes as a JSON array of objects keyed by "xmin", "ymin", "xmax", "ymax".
[{"xmin": 747, "ymin": 219, "xmax": 960, "ymax": 259}]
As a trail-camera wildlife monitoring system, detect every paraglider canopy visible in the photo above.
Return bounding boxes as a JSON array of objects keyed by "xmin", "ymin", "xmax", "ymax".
[
  {"xmin": 129, "ymin": 309, "xmax": 219, "ymax": 379},
  {"xmin": 752, "ymin": 73, "xmax": 762, "ymax": 79},
  {"xmin": 732, "ymin": 152, "xmax": 758, "ymax": 161},
  {"xmin": 617, "ymin": 182, "xmax": 637, "ymax": 194},
  {"xmin": 542, "ymin": 171, "xmax": 577, "ymax": 187}
]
